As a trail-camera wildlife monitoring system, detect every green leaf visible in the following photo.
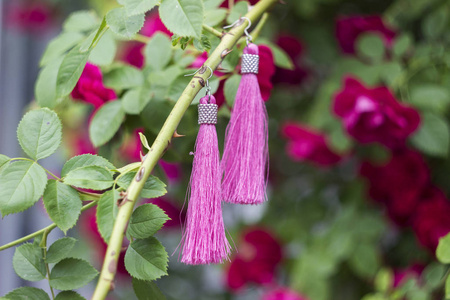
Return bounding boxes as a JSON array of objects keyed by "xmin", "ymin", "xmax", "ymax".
[
  {"xmin": 80, "ymin": 17, "xmax": 108, "ymax": 52},
  {"xmin": 139, "ymin": 132, "xmax": 151, "ymax": 151},
  {"xmin": 62, "ymin": 154, "xmax": 115, "ymax": 178},
  {"xmin": 422, "ymin": 8, "xmax": 448, "ymax": 40},
  {"xmin": 117, "ymin": 172, "xmax": 167, "ymax": 198},
  {"xmin": 193, "ymin": 35, "xmax": 212, "ymax": 52},
  {"xmin": 54, "ymin": 291, "xmax": 86, "ymax": 300},
  {"xmin": 445, "ymin": 274, "xmax": 450, "ymax": 299},
  {"xmin": 227, "ymin": 1, "xmax": 248, "ymax": 23},
  {"xmin": 46, "ymin": 237, "xmax": 77, "ymax": 264},
  {"xmin": 224, "ymin": 74, "xmax": 241, "ymax": 106},
  {"xmin": 204, "ymin": 9, "xmax": 227, "ymax": 27},
  {"xmin": 40, "ymin": 32, "xmax": 85, "ymax": 66},
  {"xmin": 411, "ymin": 112, "xmax": 449, "ymax": 157},
  {"xmin": 49, "ymin": 258, "xmax": 98, "ymax": 290},
  {"xmin": 159, "ymin": 0, "xmax": 204, "ymax": 39},
  {"xmin": 17, "ymin": 108, "xmax": 62, "ymax": 160},
  {"xmin": 0, "ymin": 154, "xmax": 10, "ymax": 169},
  {"xmin": 122, "ymin": 86, "xmax": 153, "ymax": 115},
  {"xmin": 56, "ymin": 46, "xmax": 91, "ymax": 97},
  {"xmin": 12, "ymin": 243, "xmax": 46, "ymax": 281},
  {"xmin": 4, "ymin": 287, "xmax": 50, "ymax": 300},
  {"xmin": 144, "ymin": 33, "xmax": 173, "ymax": 70},
  {"xmin": 423, "ymin": 262, "xmax": 445, "ymax": 289},
  {"xmin": 89, "ymin": 31, "xmax": 117, "ymax": 66},
  {"xmin": 260, "ymin": 40, "xmax": 294, "ymax": 70},
  {"xmin": 0, "ymin": 160, "xmax": 48, "ymax": 216},
  {"xmin": 348, "ymin": 242, "xmax": 379, "ymax": 278},
  {"xmin": 63, "ymin": 11, "xmax": 99, "ymax": 32},
  {"xmin": 43, "ymin": 180, "xmax": 82, "ymax": 233},
  {"xmin": 409, "ymin": 85, "xmax": 450, "ymax": 114},
  {"xmin": 374, "ymin": 268, "xmax": 393, "ymax": 293},
  {"xmin": 393, "ymin": 34, "xmax": 412, "ymax": 57},
  {"xmin": 437, "ymin": 233, "xmax": 450, "ymax": 263},
  {"xmin": 104, "ymin": 65, "xmax": 143, "ymax": 90},
  {"xmin": 64, "ymin": 166, "xmax": 114, "ymax": 190},
  {"xmin": 96, "ymin": 189, "xmax": 120, "ymax": 243},
  {"xmin": 89, "ymin": 101, "xmax": 125, "ymax": 147},
  {"xmin": 124, "ymin": 237, "xmax": 168, "ymax": 281},
  {"xmin": 119, "ymin": 0, "xmax": 159, "ymax": 16},
  {"xmin": 36, "ymin": 57, "xmax": 64, "ymax": 109},
  {"xmin": 128, "ymin": 204, "xmax": 170, "ymax": 239},
  {"xmin": 132, "ymin": 278, "xmax": 166, "ymax": 300},
  {"xmin": 356, "ymin": 34, "xmax": 385, "ymax": 61},
  {"xmin": 204, "ymin": 0, "xmax": 223, "ymax": 9},
  {"xmin": 106, "ymin": 7, "xmax": 145, "ymax": 38}
]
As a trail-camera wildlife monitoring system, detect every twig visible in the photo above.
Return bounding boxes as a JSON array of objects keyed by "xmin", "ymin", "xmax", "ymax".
[{"xmin": 0, "ymin": 199, "xmax": 99, "ymax": 251}]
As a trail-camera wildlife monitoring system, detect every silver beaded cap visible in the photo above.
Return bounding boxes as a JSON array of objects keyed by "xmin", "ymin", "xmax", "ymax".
[
  {"xmin": 241, "ymin": 54, "xmax": 259, "ymax": 74},
  {"xmin": 198, "ymin": 103, "xmax": 218, "ymax": 125}
]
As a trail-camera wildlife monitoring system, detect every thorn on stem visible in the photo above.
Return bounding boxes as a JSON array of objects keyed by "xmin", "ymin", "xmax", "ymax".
[{"xmin": 173, "ymin": 131, "xmax": 185, "ymax": 138}]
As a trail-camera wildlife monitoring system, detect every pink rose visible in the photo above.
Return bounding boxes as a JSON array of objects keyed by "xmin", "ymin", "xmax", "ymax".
[
  {"xmin": 412, "ymin": 187, "xmax": 450, "ymax": 252},
  {"xmin": 281, "ymin": 122, "xmax": 341, "ymax": 167},
  {"xmin": 71, "ymin": 63, "xmax": 117, "ymax": 108},
  {"xmin": 360, "ymin": 149, "xmax": 429, "ymax": 225},
  {"xmin": 226, "ymin": 228, "xmax": 282, "ymax": 291},
  {"xmin": 7, "ymin": 1, "xmax": 53, "ymax": 33},
  {"xmin": 122, "ymin": 13, "xmax": 171, "ymax": 68},
  {"xmin": 272, "ymin": 35, "xmax": 308, "ymax": 86},
  {"xmin": 335, "ymin": 15, "xmax": 395, "ymax": 54},
  {"xmin": 262, "ymin": 288, "xmax": 309, "ymax": 300},
  {"xmin": 333, "ymin": 77, "xmax": 420, "ymax": 148}
]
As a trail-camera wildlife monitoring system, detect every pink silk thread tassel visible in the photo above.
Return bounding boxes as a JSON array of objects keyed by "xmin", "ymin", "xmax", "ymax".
[
  {"xmin": 181, "ymin": 95, "xmax": 230, "ymax": 264},
  {"xmin": 221, "ymin": 43, "xmax": 269, "ymax": 205}
]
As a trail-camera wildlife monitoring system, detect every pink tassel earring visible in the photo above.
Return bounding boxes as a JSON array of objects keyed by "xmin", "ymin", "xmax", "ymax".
[
  {"xmin": 222, "ymin": 18, "xmax": 269, "ymax": 205},
  {"xmin": 181, "ymin": 67, "xmax": 230, "ymax": 264}
]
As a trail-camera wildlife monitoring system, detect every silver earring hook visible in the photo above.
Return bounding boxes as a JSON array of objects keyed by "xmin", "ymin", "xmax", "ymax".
[
  {"xmin": 185, "ymin": 65, "xmax": 213, "ymax": 102},
  {"xmin": 223, "ymin": 17, "xmax": 252, "ymax": 45}
]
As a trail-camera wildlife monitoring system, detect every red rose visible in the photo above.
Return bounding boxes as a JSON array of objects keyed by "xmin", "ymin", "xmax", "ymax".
[
  {"xmin": 335, "ymin": 15, "xmax": 395, "ymax": 54},
  {"xmin": 412, "ymin": 186, "xmax": 450, "ymax": 251},
  {"xmin": 272, "ymin": 35, "xmax": 308, "ymax": 86},
  {"xmin": 262, "ymin": 287, "xmax": 309, "ymax": 300},
  {"xmin": 281, "ymin": 122, "xmax": 341, "ymax": 167},
  {"xmin": 122, "ymin": 13, "xmax": 171, "ymax": 68},
  {"xmin": 71, "ymin": 63, "xmax": 117, "ymax": 108},
  {"xmin": 226, "ymin": 228, "xmax": 282, "ymax": 291},
  {"xmin": 256, "ymin": 45, "xmax": 276, "ymax": 101},
  {"xmin": 393, "ymin": 264, "xmax": 423, "ymax": 288},
  {"xmin": 334, "ymin": 77, "xmax": 420, "ymax": 148},
  {"xmin": 360, "ymin": 149, "xmax": 429, "ymax": 225}
]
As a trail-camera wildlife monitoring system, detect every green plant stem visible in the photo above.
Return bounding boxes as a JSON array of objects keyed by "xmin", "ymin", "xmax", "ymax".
[
  {"xmin": 91, "ymin": 0, "xmax": 277, "ymax": 299},
  {"xmin": 133, "ymin": 33, "xmax": 150, "ymax": 43},
  {"xmin": 41, "ymin": 229, "xmax": 55, "ymax": 300},
  {"xmin": 250, "ymin": 12, "xmax": 269, "ymax": 41},
  {"xmin": 0, "ymin": 198, "xmax": 99, "ymax": 251},
  {"xmin": 202, "ymin": 24, "xmax": 223, "ymax": 38}
]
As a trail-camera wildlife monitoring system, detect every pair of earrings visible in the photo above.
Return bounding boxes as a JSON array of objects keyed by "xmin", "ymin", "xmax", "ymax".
[{"xmin": 181, "ymin": 18, "xmax": 269, "ymax": 265}]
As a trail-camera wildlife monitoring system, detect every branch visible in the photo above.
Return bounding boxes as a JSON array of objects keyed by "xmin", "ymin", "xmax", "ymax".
[
  {"xmin": 0, "ymin": 198, "xmax": 99, "ymax": 251},
  {"xmin": 202, "ymin": 24, "xmax": 223, "ymax": 38},
  {"xmin": 91, "ymin": 1, "xmax": 278, "ymax": 299}
]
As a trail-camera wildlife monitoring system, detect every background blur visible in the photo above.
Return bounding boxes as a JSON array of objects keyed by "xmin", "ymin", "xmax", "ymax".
[{"xmin": 2, "ymin": 0, "xmax": 450, "ymax": 299}]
